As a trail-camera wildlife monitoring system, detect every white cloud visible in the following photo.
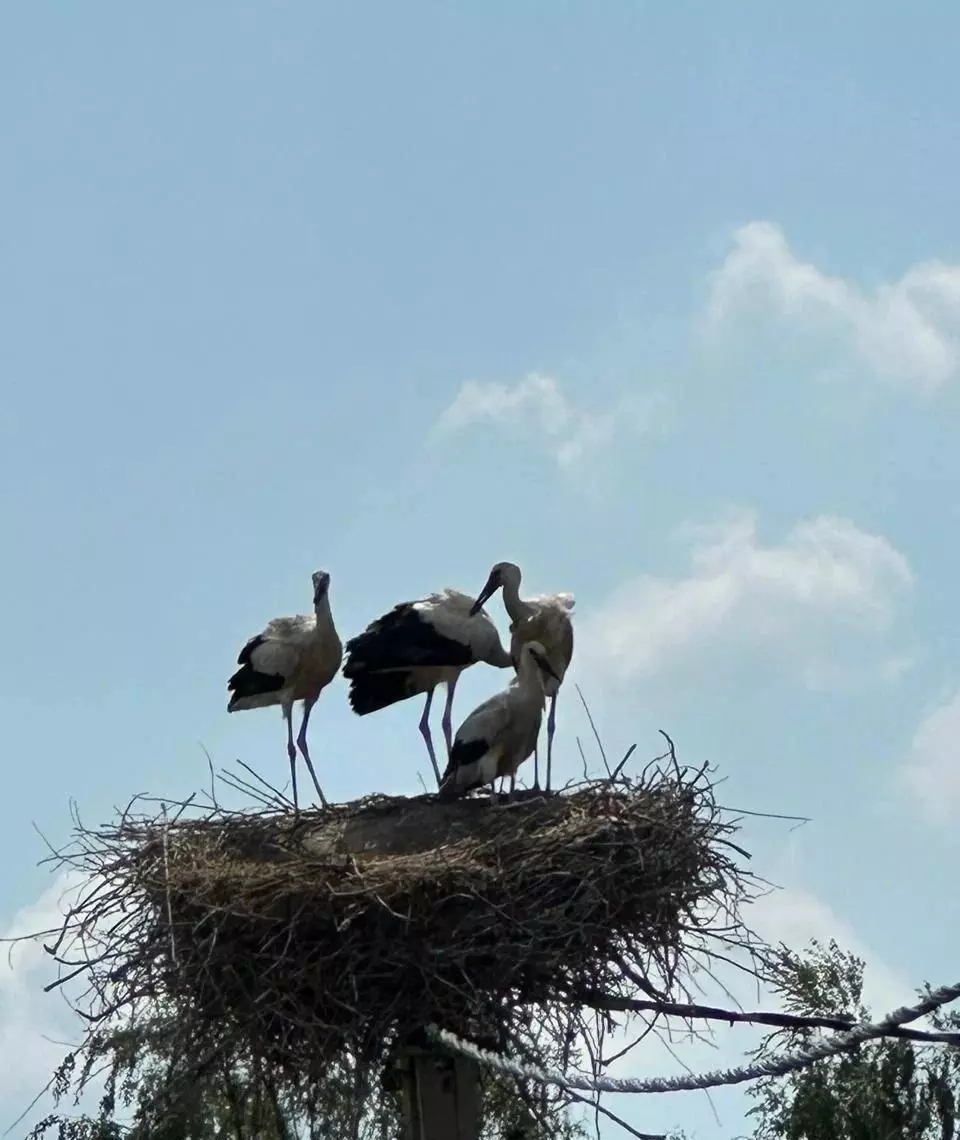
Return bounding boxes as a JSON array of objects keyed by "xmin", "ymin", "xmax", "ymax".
[
  {"xmin": 748, "ymin": 885, "xmax": 914, "ymax": 1017},
  {"xmin": 704, "ymin": 221, "xmax": 960, "ymax": 393},
  {"xmin": 898, "ymin": 687, "xmax": 960, "ymax": 825},
  {"xmin": 433, "ymin": 372, "xmax": 666, "ymax": 471},
  {"xmin": 577, "ymin": 509, "xmax": 913, "ymax": 687},
  {"xmin": 0, "ymin": 872, "xmax": 90, "ymax": 1126}
]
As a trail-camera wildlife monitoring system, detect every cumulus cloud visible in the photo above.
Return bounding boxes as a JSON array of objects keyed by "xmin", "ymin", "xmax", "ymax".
[
  {"xmin": 704, "ymin": 221, "xmax": 960, "ymax": 393},
  {"xmin": 748, "ymin": 885, "xmax": 914, "ymax": 1016},
  {"xmin": 577, "ymin": 509, "xmax": 913, "ymax": 687},
  {"xmin": 898, "ymin": 687, "xmax": 960, "ymax": 826},
  {"xmin": 433, "ymin": 372, "xmax": 666, "ymax": 471}
]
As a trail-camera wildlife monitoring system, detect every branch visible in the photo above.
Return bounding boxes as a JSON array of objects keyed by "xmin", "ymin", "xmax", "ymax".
[
  {"xmin": 428, "ymin": 979, "xmax": 960, "ymax": 1095},
  {"xmin": 572, "ymin": 991, "xmax": 960, "ymax": 1047},
  {"xmin": 564, "ymin": 1088, "xmax": 666, "ymax": 1140}
]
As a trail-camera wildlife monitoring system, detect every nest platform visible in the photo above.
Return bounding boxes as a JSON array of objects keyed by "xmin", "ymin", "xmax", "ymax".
[{"xmin": 47, "ymin": 764, "xmax": 756, "ymax": 1089}]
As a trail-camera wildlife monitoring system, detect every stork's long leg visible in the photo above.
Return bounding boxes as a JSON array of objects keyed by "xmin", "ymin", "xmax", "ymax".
[
  {"xmin": 419, "ymin": 687, "xmax": 441, "ymax": 785},
  {"xmin": 545, "ymin": 693, "xmax": 558, "ymax": 792},
  {"xmin": 283, "ymin": 703, "xmax": 298, "ymax": 814},
  {"xmin": 296, "ymin": 696, "xmax": 329, "ymax": 808},
  {"xmin": 533, "ymin": 745, "xmax": 540, "ymax": 790},
  {"xmin": 440, "ymin": 674, "xmax": 459, "ymax": 759}
]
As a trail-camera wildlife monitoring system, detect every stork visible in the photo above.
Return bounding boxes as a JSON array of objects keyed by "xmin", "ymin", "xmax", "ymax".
[
  {"xmin": 438, "ymin": 640, "xmax": 559, "ymax": 800},
  {"xmin": 227, "ymin": 569, "xmax": 342, "ymax": 812},
  {"xmin": 342, "ymin": 588, "xmax": 513, "ymax": 785},
  {"xmin": 470, "ymin": 561, "xmax": 574, "ymax": 791}
]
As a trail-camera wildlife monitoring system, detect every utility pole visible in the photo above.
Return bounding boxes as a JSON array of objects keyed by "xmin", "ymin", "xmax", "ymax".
[{"xmin": 396, "ymin": 1039, "xmax": 481, "ymax": 1140}]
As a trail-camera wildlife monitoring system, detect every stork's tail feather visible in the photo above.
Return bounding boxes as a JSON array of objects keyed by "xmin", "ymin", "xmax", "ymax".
[
  {"xmin": 227, "ymin": 662, "xmax": 285, "ymax": 711},
  {"xmin": 347, "ymin": 669, "xmax": 419, "ymax": 716},
  {"xmin": 436, "ymin": 739, "xmax": 488, "ymax": 799},
  {"xmin": 436, "ymin": 773, "xmax": 463, "ymax": 801},
  {"xmin": 437, "ymin": 768, "xmax": 484, "ymax": 800}
]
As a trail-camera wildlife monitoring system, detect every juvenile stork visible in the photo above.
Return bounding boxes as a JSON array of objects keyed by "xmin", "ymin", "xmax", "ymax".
[
  {"xmin": 438, "ymin": 640, "xmax": 559, "ymax": 800},
  {"xmin": 342, "ymin": 588, "xmax": 513, "ymax": 784},
  {"xmin": 470, "ymin": 561, "xmax": 574, "ymax": 791},
  {"xmin": 227, "ymin": 569, "xmax": 342, "ymax": 812}
]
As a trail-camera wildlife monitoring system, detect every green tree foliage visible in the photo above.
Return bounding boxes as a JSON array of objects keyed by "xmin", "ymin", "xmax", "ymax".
[
  {"xmin": 28, "ymin": 1016, "xmax": 587, "ymax": 1140},
  {"xmin": 746, "ymin": 939, "xmax": 959, "ymax": 1140}
]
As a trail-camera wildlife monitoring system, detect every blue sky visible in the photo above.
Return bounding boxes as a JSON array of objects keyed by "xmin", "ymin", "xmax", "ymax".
[{"xmin": 2, "ymin": 3, "xmax": 959, "ymax": 1137}]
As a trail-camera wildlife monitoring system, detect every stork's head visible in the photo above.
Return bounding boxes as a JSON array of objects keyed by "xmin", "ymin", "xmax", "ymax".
[
  {"xmin": 312, "ymin": 570, "xmax": 331, "ymax": 605},
  {"xmin": 469, "ymin": 561, "xmax": 522, "ymax": 616},
  {"xmin": 524, "ymin": 640, "xmax": 560, "ymax": 683}
]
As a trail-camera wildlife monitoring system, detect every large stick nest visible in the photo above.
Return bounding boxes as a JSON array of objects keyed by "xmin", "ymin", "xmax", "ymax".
[{"xmin": 43, "ymin": 751, "xmax": 761, "ymax": 1093}]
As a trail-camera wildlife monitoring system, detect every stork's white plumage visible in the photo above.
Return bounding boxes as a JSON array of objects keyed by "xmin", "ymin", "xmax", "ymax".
[
  {"xmin": 342, "ymin": 588, "xmax": 512, "ymax": 784},
  {"xmin": 227, "ymin": 569, "xmax": 342, "ymax": 811},
  {"xmin": 470, "ymin": 561, "xmax": 575, "ymax": 791},
  {"xmin": 438, "ymin": 640, "xmax": 559, "ymax": 800}
]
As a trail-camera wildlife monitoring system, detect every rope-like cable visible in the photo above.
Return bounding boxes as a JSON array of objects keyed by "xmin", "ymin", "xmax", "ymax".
[{"xmin": 426, "ymin": 981, "xmax": 960, "ymax": 1095}]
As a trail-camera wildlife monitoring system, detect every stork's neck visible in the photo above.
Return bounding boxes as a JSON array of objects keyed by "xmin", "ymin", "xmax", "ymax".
[
  {"xmin": 515, "ymin": 653, "xmax": 546, "ymax": 699},
  {"xmin": 313, "ymin": 594, "xmax": 333, "ymax": 626},
  {"xmin": 501, "ymin": 573, "xmax": 532, "ymax": 623}
]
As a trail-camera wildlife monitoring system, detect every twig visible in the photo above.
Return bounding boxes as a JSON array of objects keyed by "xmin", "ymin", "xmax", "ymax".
[
  {"xmin": 610, "ymin": 744, "xmax": 638, "ymax": 782},
  {"xmin": 575, "ymin": 735, "xmax": 590, "ymax": 781},
  {"xmin": 218, "ymin": 763, "xmax": 288, "ymax": 811},
  {"xmin": 658, "ymin": 730, "xmax": 680, "ymax": 782},
  {"xmin": 576, "ymin": 686, "xmax": 611, "ymax": 776},
  {"xmin": 233, "ymin": 758, "xmax": 291, "ymax": 808},
  {"xmin": 201, "ymin": 743, "xmax": 220, "ymax": 810},
  {"xmin": 216, "ymin": 769, "xmax": 283, "ymax": 811},
  {"xmin": 718, "ymin": 805, "xmax": 812, "ymax": 825},
  {"xmin": 43, "ymin": 962, "xmax": 93, "ymax": 993}
]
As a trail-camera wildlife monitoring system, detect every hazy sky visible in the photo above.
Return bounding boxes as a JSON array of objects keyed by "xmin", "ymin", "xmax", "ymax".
[{"xmin": 2, "ymin": 4, "xmax": 958, "ymax": 1137}]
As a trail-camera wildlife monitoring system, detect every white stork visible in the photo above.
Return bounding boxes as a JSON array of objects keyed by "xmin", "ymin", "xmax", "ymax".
[
  {"xmin": 438, "ymin": 640, "xmax": 559, "ymax": 800},
  {"xmin": 227, "ymin": 569, "xmax": 342, "ymax": 812},
  {"xmin": 470, "ymin": 561, "xmax": 574, "ymax": 791},
  {"xmin": 342, "ymin": 588, "xmax": 513, "ymax": 784}
]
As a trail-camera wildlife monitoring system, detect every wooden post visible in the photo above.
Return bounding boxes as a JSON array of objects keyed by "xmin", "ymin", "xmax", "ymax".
[{"xmin": 396, "ymin": 1041, "xmax": 481, "ymax": 1140}]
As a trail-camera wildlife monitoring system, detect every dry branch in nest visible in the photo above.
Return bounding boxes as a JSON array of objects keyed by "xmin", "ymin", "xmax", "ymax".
[{"xmin": 38, "ymin": 752, "xmax": 763, "ymax": 1117}]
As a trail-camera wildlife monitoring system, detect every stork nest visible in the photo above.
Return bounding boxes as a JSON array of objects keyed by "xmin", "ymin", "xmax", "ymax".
[{"xmin": 38, "ymin": 750, "xmax": 762, "ymax": 1105}]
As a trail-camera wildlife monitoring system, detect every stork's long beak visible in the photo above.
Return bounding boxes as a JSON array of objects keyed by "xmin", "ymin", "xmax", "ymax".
[
  {"xmin": 531, "ymin": 650, "xmax": 560, "ymax": 682},
  {"xmin": 469, "ymin": 574, "xmax": 498, "ymax": 617}
]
